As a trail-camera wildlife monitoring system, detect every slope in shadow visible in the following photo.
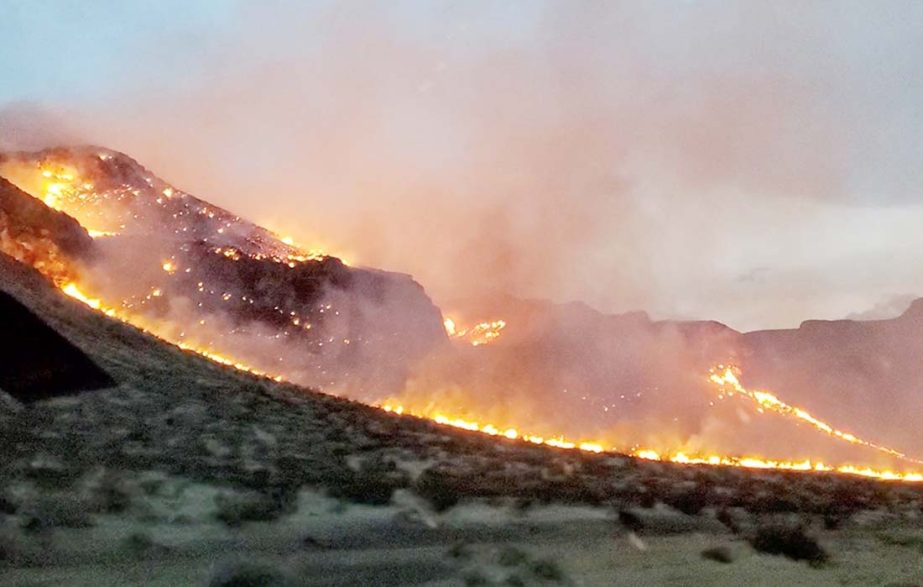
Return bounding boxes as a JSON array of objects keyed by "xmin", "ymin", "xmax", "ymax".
[{"xmin": 0, "ymin": 290, "xmax": 115, "ymax": 402}]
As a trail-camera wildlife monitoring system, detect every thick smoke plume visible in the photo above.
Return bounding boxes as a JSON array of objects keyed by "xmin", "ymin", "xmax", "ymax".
[{"xmin": 5, "ymin": 1, "xmax": 922, "ymax": 330}]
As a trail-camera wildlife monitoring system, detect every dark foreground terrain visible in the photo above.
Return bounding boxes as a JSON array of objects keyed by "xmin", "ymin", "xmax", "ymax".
[{"xmin": 4, "ymin": 253, "xmax": 923, "ymax": 586}]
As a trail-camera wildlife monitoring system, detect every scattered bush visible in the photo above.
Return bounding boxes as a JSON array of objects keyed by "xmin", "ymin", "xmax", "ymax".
[
  {"xmin": 448, "ymin": 541, "xmax": 473, "ymax": 560},
  {"xmin": 701, "ymin": 546, "xmax": 734, "ymax": 564},
  {"xmin": 716, "ymin": 508, "xmax": 740, "ymax": 534},
  {"xmin": 749, "ymin": 523, "xmax": 828, "ymax": 566},
  {"xmin": 215, "ymin": 487, "xmax": 296, "ymax": 527},
  {"xmin": 20, "ymin": 495, "xmax": 94, "ymax": 531},
  {"xmin": 0, "ymin": 492, "xmax": 17, "ymax": 515},
  {"xmin": 87, "ymin": 471, "xmax": 132, "ymax": 514},
  {"xmin": 122, "ymin": 531, "xmax": 170, "ymax": 558},
  {"xmin": 531, "ymin": 558, "xmax": 566, "ymax": 582},
  {"xmin": 618, "ymin": 509, "xmax": 644, "ymax": 533},
  {"xmin": 462, "ymin": 570, "xmax": 490, "ymax": 586},
  {"xmin": 415, "ymin": 470, "xmax": 461, "ymax": 513},
  {"xmin": 664, "ymin": 485, "xmax": 711, "ymax": 516},
  {"xmin": 327, "ymin": 470, "xmax": 406, "ymax": 506},
  {"xmin": 497, "ymin": 545, "xmax": 528, "ymax": 567},
  {"xmin": 208, "ymin": 560, "xmax": 293, "ymax": 587}
]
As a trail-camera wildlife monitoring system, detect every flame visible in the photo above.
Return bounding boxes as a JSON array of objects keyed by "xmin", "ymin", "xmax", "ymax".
[
  {"xmin": 87, "ymin": 229, "xmax": 118, "ymax": 239},
  {"xmin": 444, "ymin": 317, "xmax": 507, "ymax": 346},
  {"xmin": 709, "ymin": 366, "xmax": 923, "ymax": 465}
]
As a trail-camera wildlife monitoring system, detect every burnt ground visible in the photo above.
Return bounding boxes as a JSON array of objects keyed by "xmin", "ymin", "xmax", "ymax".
[{"xmin": 4, "ymin": 252, "xmax": 923, "ymax": 585}]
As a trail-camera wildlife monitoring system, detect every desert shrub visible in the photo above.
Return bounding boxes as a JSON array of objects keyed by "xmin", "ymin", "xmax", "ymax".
[
  {"xmin": 618, "ymin": 509, "xmax": 644, "ymax": 533},
  {"xmin": 20, "ymin": 495, "xmax": 94, "ymax": 531},
  {"xmin": 415, "ymin": 470, "xmax": 461, "ymax": 513},
  {"xmin": 701, "ymin": 546, "xmax": 734, "ymax": 563},
  {"xmin": 0, "ymin": 535, "xmax": 13, "ymax": 563},
  {"xmin": 327, "ymin": 470, "xmax": 407, "ymax": 506},
  {"xmin": 664, "ymin": 484, "xmax": 711, "ymax": 516},
  {"xmin": 531, "ymin": 558, "xmax": 566, "ymax": 582},
  {"xmin": 86, "ymin": 471, "xmax": 132, "ymax": 514},
  {"xmin": 462, "ymin": 570, "xmax": 489, "ymax": 586},
  {"xmin": 0, "ymin": 492, "xmax": 17, "ymax": 515},
  {"xmin": 122, "ymin": 531, "xmax": 170, "ymax": 558},
  {"xmin": 749, "ymin": 523, "xmax": 828, "ymax": 566},
  {"xmin": 23, "ymin": 457, "xmax": 81, "ymax": 489},
  {"xmin": 876, "ymin": 532, "xmax": 923, "ymax": 552},
  {"xmin": 497, "ymin": 545, "xmax": 528, "ymax": 567},
  {"xmin": 716, "ymin": 508, "xmax": 740, "ymax": 534},
  {"xmin": 448, "ymin": 541, "xmax": 473, "ymax": 560},
  {"xmin": 215, "ymin": 487, "xmax": 296, "ymax": 527},
  {"xmin": 208, "ymin": 560, "xmax": 293, "ymax": 587}
]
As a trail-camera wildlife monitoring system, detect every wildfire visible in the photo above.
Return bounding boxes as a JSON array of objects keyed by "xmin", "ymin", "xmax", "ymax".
[
  {"xmin": 444, "ymin": 317, "xmax": 507, "ymax": 346},
  {"xmin": 709, "ymin": 366, "xmax": 923, "ymax": 465},
  {"xmin": 12, "ymin": 150, "xmax": 923, "ymax": 485},
  {"xmin": 379, "ymin": 398, "xmax": 923, "ymax": 482},
  {"xmin": 56, "ymin": 275, "xmax": 923, "ymax": 482}
]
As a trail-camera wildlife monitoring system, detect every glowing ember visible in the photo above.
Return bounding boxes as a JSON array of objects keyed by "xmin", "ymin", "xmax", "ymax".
[{"xmin": 61, "ymin": 281, "xmax": 282, "ymax": 382}]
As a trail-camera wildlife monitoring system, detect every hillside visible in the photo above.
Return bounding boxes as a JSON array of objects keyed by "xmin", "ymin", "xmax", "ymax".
[
  {"xmin": 4, "ymin": 252, "xmax": 923, "ymax": 584},
  {"xmin": 0, "ymin": 147, "xmax": 446, "ymax": 399}
]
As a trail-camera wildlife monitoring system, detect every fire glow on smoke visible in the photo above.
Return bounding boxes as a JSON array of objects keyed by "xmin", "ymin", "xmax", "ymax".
[{"xmin": 10, "ymin": 153, "xmax": 923, "ymax": 483}]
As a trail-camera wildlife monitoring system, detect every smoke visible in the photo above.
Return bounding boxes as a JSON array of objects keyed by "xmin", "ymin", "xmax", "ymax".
[
  {"xmin": 0, "ymin": 103, "xmax": 83, "ymax": 152},
  {"xmin": 4, "ymin": 0, "xmax": 916, "ymax": 330}
]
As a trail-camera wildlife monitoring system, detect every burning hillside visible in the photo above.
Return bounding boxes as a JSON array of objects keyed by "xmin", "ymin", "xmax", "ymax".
[
  {"xmin": 0, "ymin": 147, "xmax": 446, "ymax": 397},
  {"xmin": 2, "ymin": 145, "xmax": 923, "ymax": 483}
]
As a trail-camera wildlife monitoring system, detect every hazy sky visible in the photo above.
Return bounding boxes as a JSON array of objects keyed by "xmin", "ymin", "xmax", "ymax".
[{"xmin": 3, "ymin": 0, "xmax": 923, "ymax": 331}]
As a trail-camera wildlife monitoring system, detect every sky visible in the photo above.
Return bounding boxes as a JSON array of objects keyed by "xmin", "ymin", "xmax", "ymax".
[{"xmin": 2, "ymin": 0, "xmax": 923, "ymax": 331}]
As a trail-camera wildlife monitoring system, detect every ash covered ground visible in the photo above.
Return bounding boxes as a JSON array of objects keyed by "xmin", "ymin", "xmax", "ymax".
[{"xmin": 5, "ymin": 254, "xmax": 923, "ymax": 585}]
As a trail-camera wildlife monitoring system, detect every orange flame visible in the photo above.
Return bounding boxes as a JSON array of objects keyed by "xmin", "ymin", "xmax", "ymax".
[
  {"xmin": 709, "ymin": 365, "xmax": 923, "ymax": 465},
  {"xmin": 444, "ymin": 317, "xmax": 507, "ymax": 346}
]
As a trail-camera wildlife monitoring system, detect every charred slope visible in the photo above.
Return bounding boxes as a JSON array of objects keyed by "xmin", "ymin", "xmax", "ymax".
[
  {"xmin": 0, "ymin": 146, "xmax": 447, "ymax": 397},
  {"xmin": 0, "ymin": 288, "xmax": 114, "ymax": 402}
]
